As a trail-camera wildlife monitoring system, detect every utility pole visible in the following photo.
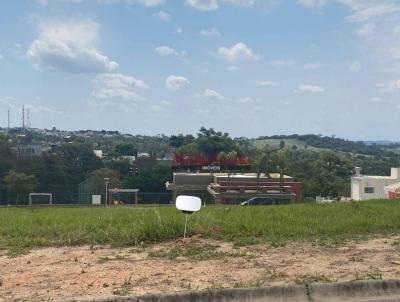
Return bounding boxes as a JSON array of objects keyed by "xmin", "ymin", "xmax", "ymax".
[
  {"xmin": 7, "ymin": 109, "xmax": 10, "ymax": 135},
  {"xmin": 21, "ymin": 105, "xmax": 25, "ymax": 132},
  {"xmin": 26, "ymin": 108, "xmax": 31, "ymax": 129}
]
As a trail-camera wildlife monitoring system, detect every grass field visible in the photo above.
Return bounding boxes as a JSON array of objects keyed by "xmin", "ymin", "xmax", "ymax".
[{"xmin": 1, "ymin": 200, "xmax": 400, "ymax": 253}]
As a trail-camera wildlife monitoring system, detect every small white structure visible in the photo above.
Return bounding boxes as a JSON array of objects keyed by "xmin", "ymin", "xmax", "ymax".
[
  {"xmin": 351, "ymin": 167, "xmax": 400, "ymax": 200},
  {"xmin": 91, "ymin": 194, "xmax": 102, "ymax": 205},
  {"xmin": 93, "ymin": 150, "xmax": 103, "ymax": 158}
]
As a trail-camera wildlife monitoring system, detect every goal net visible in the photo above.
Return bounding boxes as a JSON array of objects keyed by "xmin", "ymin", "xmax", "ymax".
[{"xmin": 29, "ymin": 193, "xmax": 53, "ymax": 205}]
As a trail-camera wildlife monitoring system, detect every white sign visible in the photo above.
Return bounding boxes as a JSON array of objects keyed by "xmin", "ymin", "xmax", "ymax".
[
  {"xmin": 176, "ymin": 195, "xmax": 201, "ymax": 213},
  {"xmin": 92, "ymin": 195, "xmax": 102, "ymax": 205},
  {"xmin": 201, "ymin": 165, "xmax": 221, "ymax": 171}
]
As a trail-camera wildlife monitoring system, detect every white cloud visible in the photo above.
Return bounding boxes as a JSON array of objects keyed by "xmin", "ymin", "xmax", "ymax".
[
  {"xmin": 185, "ymin": 0, "xmax": 218, "ymax": 11},
  {"xmin": 154, "ymin": 46, "xmax": 187, "ymax": 60},
  {"xmin": 254, "ymin": 80, "xmax": 277, "ymax": 86},
  {"xmin": 0, "ymin": 52, "xmax": 3, "ymax": 60},
  {"xmin": 203, "ymin": 89, "xmax": 224, "ymax": 100},
  {"xmin": 389, "ymin": 80, "xmax": 400, "ymax": 90},
  {"xmin": 349, "ymin": 61, "xmax": 362, "ymax": 72},
  {"xmin": 371, "ymin": 97, "xmax": 381, "ymax": 102},
  {"xmin": 100, "ymin": 0, "xmax": 165, "ymax": 6},
  {"xmin": 27, "ymin": 19, "xmax": 118, "ymax": 73},
  {"xmin": 216, "ymin": 43, "xmax": 258, "ymax": 61},
  {"xmin": 165, "ymin": 75, "xmax": 190, "ymax": 91},
  {"xmin": 238, "ymin": 96, "xmax": 255, "ymax": 103},
  {"xmin": 229, "ymin": 0, "xmax": 254, "ymax": 7},
  {"xmin": 92, "ymin": 73, "xmax": 148, "ymax": 101},
  {"xmin": 378, "ymin": 80, "xmax": 400, "ymax": 93},
  {"xmin": 38, "ymin": 0, "xmax": 165, "ymax": 6},
  {"xmin": 154, "ymin": 46, "xmax": 178, "ymax": 56},
  {"xmin": 297, "ymin": 0, "xmax": 327, "ymax": 8},
  {"xmin": 153, "ymin": 11, "xmax": 170, "ymax": 21},
  {"xmin": 200, "ymin": 28, "xmax": 221, "ymax": 37},
  {"xmin": 160, "ymin": 100, "xmax": 171, "ymax": 105},
  {"xmin": 356, "ymin": 22, "xmax": 376, "ymax": 37},
  {"xmin": 344, "ymin": 3, "xmax": 399, "ymax": 23},
  {"xmin": 295, "ymin": 84, "xmax": 325, "ymax": 93},
  {"xmin": 0, "ymin": 96, "xmax": 63, "ymax": 117}
]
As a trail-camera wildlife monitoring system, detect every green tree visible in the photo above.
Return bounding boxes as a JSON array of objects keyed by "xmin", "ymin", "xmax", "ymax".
[
  {"xmin": 4, "ymin": 170, "xmax": 39, "ymax": 205},
  {"xmin": 114, "ymin": 143, "xmax": 138, "ymax": 156},
  {"xmin": 195, "ymin": 127, "xmax": 238, "ymax": 156},
  {"xmin": 88, "ymin": 168, "xmax": 121, "ymax": 193}
]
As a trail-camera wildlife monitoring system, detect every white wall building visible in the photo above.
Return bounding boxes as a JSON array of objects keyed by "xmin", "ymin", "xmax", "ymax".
[{"xmin": 351, "ymin": 167, "xmax": 400, "ymax": 200}]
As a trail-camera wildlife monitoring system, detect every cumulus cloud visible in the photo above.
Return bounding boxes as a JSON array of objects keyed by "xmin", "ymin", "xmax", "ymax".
[
  {"xmin": 165, "ymin": 75, "xmax": 190, "ymax": 91},
  {"xmin": 185, "ymin": 0, "xmax": 254, "ymax": 11},
  {"xmin": 200, "ymin": 28, "xmax": 221, "ymax": 37},
  {"xmin": 27, "ymin": 19, "xmax": 118, "ymax": 73},
  {"xmin": 100, "ymin": 0, "xmax": 165, "ymax": 6},
  {"xmin": 92, "ymin": 73, "xmax": 148, "ymax": 101},
  {"xmin": 153, "ymin": 11, "xmax": 170, "ymax": 21},
  {"xmin": 154, "ymin": 46, "xmax": 187, "ymax": 60},
  {"xmin": 203, "ymin": 89, "xmax": 224, "ymax": 100},
  {"xmin": 216, "ymin": 43, "xmax": 258, "ymax": 61},
  {"xmin": 344, "ymin": 3, "xmax": 399, "ymax": 23},
  {"xmin": 297, "ymin": 0, "xmax": 327, "ymax": 8},
  {"xmin": 295, "ymin": 84, "xmax": 325, "ymax": 93},
  {"xmin": 229, "ymin": 0, "xmax": 254, "ymax": 7},
  {"xmin": 154, "ymin": 46, "xmax": 178, "ymax": 56},
  {"xmin": 38, "ymin": 0, "xmax": 165, "ymax": 6},
  {"xmin": 238, "ymin": 96, "xmax": 255, "ymax": 103},
  {"xmin": 185, "ymin": 0, "xmax": 218, "ymax": 10}
]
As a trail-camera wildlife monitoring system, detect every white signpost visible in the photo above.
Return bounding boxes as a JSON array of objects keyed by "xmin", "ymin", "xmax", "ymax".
[{"xmin": 175, "ymin": 195, "xmax": 202, "ymax": 239}]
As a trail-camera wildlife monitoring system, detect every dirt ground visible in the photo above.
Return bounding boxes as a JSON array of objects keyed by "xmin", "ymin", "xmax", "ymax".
[{"xmin": 2, "ymin": 236, "xmax": 400, "ymax": 302}]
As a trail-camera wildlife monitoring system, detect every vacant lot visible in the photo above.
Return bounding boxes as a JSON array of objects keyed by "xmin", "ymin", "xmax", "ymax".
[
  {"xmin": 2, "ymin": 201, "xmax": 400, "ymax": 301},
  {"xmin": 1, "ymin": 200, "xmax": 400, "ymax": 253},
  {"xmin": 2, "ymin": 236, "xmax": 400, "ymax": 301}
]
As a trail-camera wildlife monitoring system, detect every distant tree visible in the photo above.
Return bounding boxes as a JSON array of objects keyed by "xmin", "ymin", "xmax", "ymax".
[
  {"xmin": 88, "ymin": 168, "xmax": 121, "ymax": 193},
  {"xmin": 114, "ymin": 143, "xmax": 138, "ymax": 156},
  {"xmin": 4, "ymin": 170, "xmax": 38, "ymax": 204},
  {"xmin": 194, "ymin": 127, "xmax": 238, "ymax": 156},
  {"xmin": 279, "ymin": 140, "xmax": 286, "ymax": 149}
]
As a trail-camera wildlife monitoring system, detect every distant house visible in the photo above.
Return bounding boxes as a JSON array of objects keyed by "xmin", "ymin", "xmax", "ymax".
[
  {"xmin": 351, "ymin": 167, "xmax": 400, "ymax": 200},
  {"xmin": 166, "ymin": 172, "xmax": 301, "ymax": 204},
  {"xmin": 12, "ymin": 144, "xmax": 42, "ymax": 158},
  {"xmin": 384, "ymin": 183, "xmax": 400, "ymax": 200},
  {"xmin": 93, "ymin": 149, "xmax": 103, "ymax": 158}
]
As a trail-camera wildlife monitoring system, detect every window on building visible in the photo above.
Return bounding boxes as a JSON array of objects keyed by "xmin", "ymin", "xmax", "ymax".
[{"xmin": 364, "ymin": 187, "xmax": 375, "ymax": 194}]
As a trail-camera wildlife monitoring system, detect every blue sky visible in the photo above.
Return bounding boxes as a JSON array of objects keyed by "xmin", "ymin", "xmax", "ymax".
[{"xmin": 1, "ymin": 0, "xmax": 400, "ymax": 140}]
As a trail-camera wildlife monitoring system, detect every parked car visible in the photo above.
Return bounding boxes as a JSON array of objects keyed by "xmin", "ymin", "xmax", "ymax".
[{"xmin": 240, "ymin": 197, "xmax": 275, "ymax": 206}]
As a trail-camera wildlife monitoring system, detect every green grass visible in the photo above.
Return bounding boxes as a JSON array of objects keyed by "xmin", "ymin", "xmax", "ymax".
[{"xmin": 1, "ymin": 200, "xmax": 400, "ymax": 253}]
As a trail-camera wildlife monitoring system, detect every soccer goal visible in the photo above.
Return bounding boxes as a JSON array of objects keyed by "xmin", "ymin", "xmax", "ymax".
[{"xmin": 29, "ymin": 193, "xmax": 53, "ymax": 206}]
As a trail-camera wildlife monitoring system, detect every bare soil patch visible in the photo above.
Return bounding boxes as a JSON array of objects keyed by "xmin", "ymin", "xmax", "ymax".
[{"xmin": 2, "ymin": 236, "xmax": 400, "ymax": 301}]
